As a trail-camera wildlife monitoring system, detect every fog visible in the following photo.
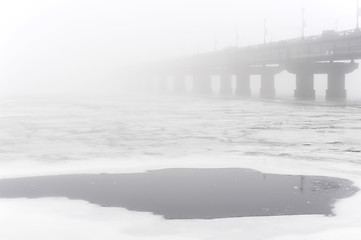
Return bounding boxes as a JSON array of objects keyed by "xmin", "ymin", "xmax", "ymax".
[
  {"xmin": 2, "ymin": 2, "xmax": 361, "ymax": 239},
  {"xmin": 0, "ymin": 0, "xmax": 360, "ymax": 95}
]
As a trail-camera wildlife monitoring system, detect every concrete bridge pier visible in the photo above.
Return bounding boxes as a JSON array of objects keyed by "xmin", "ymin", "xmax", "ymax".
[
  {"xmin": 260, "ymin": 69, "xmax": 277, "ymax": 98},
  {"xmin": 173, "ymin": 75, "xmax": 186, "ymax": 94},
  {"xmin": 326, "ymin": 71, "xmax": 347, "ymax": 100},
  {"xmin": 294, "ymin": 71, "xmax": 315, "ymax": 100},
  {"xmin": 193, "ymin": 72, "xmax": 212, "ymax": 95},
  {"xmin": 326, "ymin": 62, "xmax": 358, "ymax": 100},
  {"xmin": 235, "ymin": 71, "xmax": 251, "ymax": 96},
  {"xmin": 220, "ymin": 73, "xmax": 233, "ymax": 96},
  {"xmin": 287, "ymin": 63, "xmax": 316, "ymax": 100}
]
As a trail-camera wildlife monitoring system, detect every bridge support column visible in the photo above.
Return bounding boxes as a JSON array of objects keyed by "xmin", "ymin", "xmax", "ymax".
[
  {"xmin": 294, "ymin": 71, "xmax": 315, "ymax": 100},
  {"xmin": 173, "ymin": 75, "xmax": 186, "ymax": 94},
  {"xmin": 287, "ymin": 61, "xmax": 359, "ymax": 100},
  {"xmin": 325, "ymin": 62, "xmax": 358, "ymax": 101},
  {"xmin": 193, "ymin": 72, "xmax": 212, "ymax": 95},
  {"xmin": 287, "ymin": 63, "xmax": 315, "ymax": 100},
  {"xmin": 326, "ymin": 72, "xmax": 346, "ymax": 100},
  {"xmin": 220, "ymin": 73, "xmax": 233, "ymax": 96},
  {"xmin": 158, "ymin": 76, "xmax": 167, "ymax": 94},
  {"xmin": 235, "ymin": 72, "xmax": 251, "ymax": 96},
  {"xmin": 260, "ymin": 70, "xmax": 276, "ymax": 98}
]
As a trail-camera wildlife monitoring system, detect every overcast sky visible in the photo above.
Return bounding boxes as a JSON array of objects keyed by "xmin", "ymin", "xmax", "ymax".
[{"xmin": 0, "ymin": 0, "xmax": 360, "ymax": 95}]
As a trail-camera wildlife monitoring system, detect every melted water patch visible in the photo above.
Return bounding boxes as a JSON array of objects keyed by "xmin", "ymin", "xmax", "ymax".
[{"xmin": 0, "ymin": 168, "xmax": 358, "ymax": 219}]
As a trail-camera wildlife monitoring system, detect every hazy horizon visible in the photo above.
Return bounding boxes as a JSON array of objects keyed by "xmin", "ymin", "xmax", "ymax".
[{"xmin": 1, "ymin": 0, "xmax": 361, "ymax": 95}]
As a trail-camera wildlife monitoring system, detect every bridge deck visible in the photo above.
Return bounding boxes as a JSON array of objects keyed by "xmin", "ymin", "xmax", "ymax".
[{"xmin": 151, "ymin": 29, "xmax": 361, "ymax": 74}]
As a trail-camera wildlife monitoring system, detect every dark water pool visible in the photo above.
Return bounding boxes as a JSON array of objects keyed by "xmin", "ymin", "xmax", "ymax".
[{"xmin": 0, "ymin": 168, "xmax": 358, "ymax": 219}]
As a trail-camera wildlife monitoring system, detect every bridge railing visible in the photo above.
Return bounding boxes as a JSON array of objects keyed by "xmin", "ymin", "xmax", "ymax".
[
  {"xmin": 224, "ymin": 28, "xmax": 361, "ymax": 64},
  {"xmin": 139, "ymin": 29, "xmax": 361, "ymax": 74}
]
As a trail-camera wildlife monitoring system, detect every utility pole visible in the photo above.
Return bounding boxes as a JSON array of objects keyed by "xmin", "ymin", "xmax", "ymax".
[
  {"xmin": 235, "ymin": 25, "xmax": 239, "ymax": 47},
  {"xmin": 302, "ymin": 8, "xmax": 305, "ymax": 38},
  {"xmin": 264, "ymin": 19, "xmax": 267, "ymax": 45},
  {"xmin": 357, "ymin": 0, "xmax": 360, "ymax": 29},
  {"xmin": 214, "ymin": 33, "xmax": 217, "ymax": 51}
]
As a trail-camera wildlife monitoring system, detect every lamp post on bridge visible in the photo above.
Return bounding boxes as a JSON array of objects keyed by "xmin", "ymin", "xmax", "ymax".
[
  {"xmin": 302, "ymin": 8, "xmax": 305, "ymax": 39},
  {"xmin": 235, "ymin": 25, "xmax": 239, "ymax": 48},
  {"xmin": 357, "ymin": 0, "xmax": 360, "ymax": 30},
  {"xmin": 264, "ymin": 18, "xmax": 267, "ymax": 45}
]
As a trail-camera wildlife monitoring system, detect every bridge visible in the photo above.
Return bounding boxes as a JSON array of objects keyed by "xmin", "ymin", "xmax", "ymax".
[{"xmin": 134, "ymin": 29, "xmax": 361, "ymax": 100}]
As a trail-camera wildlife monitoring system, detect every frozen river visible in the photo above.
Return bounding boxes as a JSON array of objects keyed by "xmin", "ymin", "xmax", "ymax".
[{"xmin": 0, "ymin": 95, "xmax": 361, "ymax": 240}]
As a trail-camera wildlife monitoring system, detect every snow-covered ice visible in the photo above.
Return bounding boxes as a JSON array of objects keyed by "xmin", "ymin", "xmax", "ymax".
[{"xmin": 0, "ymin": 95, "xmax": 361, "ymax": 239}]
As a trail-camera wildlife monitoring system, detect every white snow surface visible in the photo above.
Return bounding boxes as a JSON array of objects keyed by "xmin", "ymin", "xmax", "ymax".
[{"xmin": 0, "ymin": 95, "xmax": 361, "ymax": 240}]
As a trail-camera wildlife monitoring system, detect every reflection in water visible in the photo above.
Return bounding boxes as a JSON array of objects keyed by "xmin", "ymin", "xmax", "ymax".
[{"xmin": 0, "ymin": 168, "xmax": 358, "ymax": 219}]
